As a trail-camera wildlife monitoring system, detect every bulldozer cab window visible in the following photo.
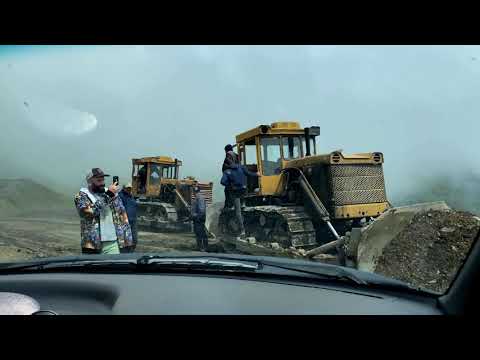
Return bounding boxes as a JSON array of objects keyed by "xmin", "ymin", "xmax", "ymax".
[
  {"xmin": 150, "ymin": 164, "xmax": 161, "ymax": 184},
  {"xmin": 302, "ymin": 136, "xmax": 317, "ymax": 156},
  {"xmin": 137, "ymin": 164, "xmax": 148, "ymax": 193},
  {"xmin": 240, "ymin": 141, "xmax": 259, "ymax": 193},
  {"xmin": 161, "ymin": 166, "xmax": 174, "ymax": 179},
  {"xmin": 310, "ymin": 137, "xmax": 317, "ymax": 154},
  {"xmin": 239, "ymin": 146, "xmax": 245, "ymax": 165},
  {"xmin": 282, "ymin": 136, "xmax": 302, "ymax": 160},
  {"xmin": 260, "ymin": 136, "xmax": 282, "ymax": 176},
  {"xmin": 133, "ymin": 164, "xmax": 139, "ymax": 177},
  {"xmin": 244, "ymin": 140, "xmax": 258, "ymax": 166},
  {"xmin": 132, "ymin": 164, "xmax": 141, "ymax": 192}
]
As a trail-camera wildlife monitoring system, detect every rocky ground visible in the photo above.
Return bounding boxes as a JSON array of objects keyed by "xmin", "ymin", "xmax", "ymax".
[
  {"xmin": 0, "ymin": 208, "xmax": 477, "ymax": 296},
  {"xmin": 0, "ymin": 179, "xmax": 478, "ymax": 296},
  {"xmin": 0, "ymin": 179, "xmax": 223, "ymax": 262},
  {"xmin": 0, "ymin": 216, "xmax": 213, "ymax": 262},
  {"xmin": 375, "ymin": 209, "xmax": 480, "ymax": 293}
]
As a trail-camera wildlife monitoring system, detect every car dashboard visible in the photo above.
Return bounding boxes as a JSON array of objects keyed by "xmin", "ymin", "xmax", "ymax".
[{"xmin": 0, "ymin": 272, "xmax": 443, "ymax": 315}]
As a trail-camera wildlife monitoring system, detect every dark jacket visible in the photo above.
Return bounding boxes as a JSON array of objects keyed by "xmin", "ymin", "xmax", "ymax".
[
  {"xmin": 222, "ymin": 151, "xmax": 239, "ymax": 172},
  {"xmin": 191, "ymin": 193, "xmax": 206, "ymax": 220},
  {"xmin": 221, "ymin": 164, "xmax": 258, "ymax": 191},
  {"xmin": 119, "ymin": 189, "xmax": 138, "ymax": 224}
]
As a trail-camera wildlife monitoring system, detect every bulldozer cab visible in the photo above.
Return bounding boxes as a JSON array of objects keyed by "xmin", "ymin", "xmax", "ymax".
[
  {"xmin": 131, "ymin": 156, "xmax": 182, "ymax": 198},
  {"xmin": 236, "ymin": 122, "xmax": 319, "ymax": 196}
]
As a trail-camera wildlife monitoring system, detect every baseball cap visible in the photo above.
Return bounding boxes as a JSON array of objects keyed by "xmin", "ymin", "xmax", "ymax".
[
  {"xmin": 124, "ymin": 182, "xmax": 133, "ymax": 189},
  {"xmin": 85, "ymin": 168, "xmax": 110, "ymax": 182}
]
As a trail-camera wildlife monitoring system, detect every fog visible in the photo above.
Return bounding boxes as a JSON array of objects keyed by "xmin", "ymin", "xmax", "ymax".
[{"xmin": 1, "ymin": 45, "xmax": 480, "ymax": 209}]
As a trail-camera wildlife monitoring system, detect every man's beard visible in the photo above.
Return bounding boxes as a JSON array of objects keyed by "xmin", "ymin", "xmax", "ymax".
[{"xmin": 91, "ymin": 184, "xmax": 105, "ymax": 194}]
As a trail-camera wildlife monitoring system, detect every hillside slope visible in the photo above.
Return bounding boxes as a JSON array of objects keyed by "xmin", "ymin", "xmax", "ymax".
[{"xmin": 0, "ymin": 179, "xmax": 75, "ymax": 218}]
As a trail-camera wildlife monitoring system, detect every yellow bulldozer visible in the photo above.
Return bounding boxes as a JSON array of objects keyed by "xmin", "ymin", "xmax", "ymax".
[
  {"xmin": 131, "ymin": 156, "xmax": 213, "ymax": 232},
  {"xmin": 218, "ymin": 121, "xmax": 390, "ymax": 251}
]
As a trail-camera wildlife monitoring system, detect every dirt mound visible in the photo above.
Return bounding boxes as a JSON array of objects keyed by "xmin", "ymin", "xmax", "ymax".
[
  {"xmin": 0, "ymin": 179, "xmax": 75, "ymax": 218},
  {"xmin": 375, "ymin": 209, "xmax": 480, "ymax": 293}
]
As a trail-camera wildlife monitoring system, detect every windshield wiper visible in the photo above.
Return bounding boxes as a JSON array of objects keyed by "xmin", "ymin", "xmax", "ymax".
[
  {"xmin": 0, "ymin": 256, "xmax": 260, "ymax": 274},
  {"xmin": 0, "ymin": 259, "xmax": 137, "ymax": 273},
  {"xmin": 136, "ymin": 255, "xmax": 366, "ymax": 284},
  {"xmin": 136, "ymin": 255, "xmax": 260, "ymax": 272},
  {"xmin": 256, "ymin": 259, "xmax": 368, "ymax": 285}
]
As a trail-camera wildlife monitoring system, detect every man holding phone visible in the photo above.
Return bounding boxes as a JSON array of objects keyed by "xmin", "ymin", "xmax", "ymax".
[{"xmin": 74, "ymin": 168, "xmax": 132, "ymax": 254}]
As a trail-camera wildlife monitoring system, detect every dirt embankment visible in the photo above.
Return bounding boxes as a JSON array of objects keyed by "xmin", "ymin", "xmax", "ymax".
[
  {"xmin": 0, "ymin": 178, "xmax": 76, "ymax": 218},
  {"xmin": 375, "ymin": 209, "xmax": 480, "ymax": 293}
]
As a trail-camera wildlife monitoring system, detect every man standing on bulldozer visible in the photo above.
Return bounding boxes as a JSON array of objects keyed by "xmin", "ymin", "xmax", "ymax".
[
  {"xmin": 221, "ymin": 163, "xmax": 259, "ymax": 239},
  {"xmin": 222, "ymin": 144, "xmax": 239, "ymax": 209}
]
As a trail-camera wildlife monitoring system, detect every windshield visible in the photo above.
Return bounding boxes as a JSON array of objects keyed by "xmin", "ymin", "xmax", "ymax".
[
  {"xmin": 1, "ymin": 45, "xmax": 478, "ymax": 296},
  {"xmin": 260, "ymin": 136, "xmax": 282, "ymax": 175},
  {"xmin": 282, "ymin": 136, "xmax": 303, "ymax": 160},
  {"xmin": 161, "ymin": 165, "xmax": 175, "ymax": 179}
]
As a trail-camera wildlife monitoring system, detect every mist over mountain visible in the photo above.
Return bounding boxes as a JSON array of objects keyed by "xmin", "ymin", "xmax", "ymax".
[{"xmin": 1, "ymin": 45, "xmax": 479, "ymax": 210}]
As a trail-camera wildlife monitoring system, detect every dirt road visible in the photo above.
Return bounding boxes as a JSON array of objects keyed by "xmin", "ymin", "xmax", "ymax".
[{"xmin": 0, "ymin": 216, "xmax": 204, "ymax": 262}]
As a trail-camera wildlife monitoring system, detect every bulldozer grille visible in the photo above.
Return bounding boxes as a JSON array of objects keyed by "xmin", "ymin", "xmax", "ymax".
[
  {"xmin": 191, "ymin": 183, "xmax": 213, "ymax": 205},
  {"xmin": 327, "ymin": 164, "xmax": 387, "ymax": 206}
]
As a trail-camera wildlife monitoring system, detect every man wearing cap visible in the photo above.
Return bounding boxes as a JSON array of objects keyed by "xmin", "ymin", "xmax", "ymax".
[
  {"xmin": 222, "ymin": 144, "xmax": 239, "ymax": 172},
  {"xmin": 74, "ymin": 168, "xmax": 132, "ymax": 255},
  {"xmin": 119, "ymin": 183, "xmax": 138, "ymax": 253}
]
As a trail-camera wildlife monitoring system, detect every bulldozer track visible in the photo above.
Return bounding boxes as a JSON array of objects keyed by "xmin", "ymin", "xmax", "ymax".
[
  {"xmin": 138, "ymin": 202, "xmax": 178, "ymax": 222},
  {"xmin": 219, "ymin": 205, "xmax": 317, "ymax": 249},
  {"xmin": 137, "ymin": 202, "xmax": 192, "ymax": 232}
]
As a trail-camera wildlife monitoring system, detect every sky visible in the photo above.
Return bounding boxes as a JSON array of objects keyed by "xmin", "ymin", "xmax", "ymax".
[{"xmin": 1, "ymin": 45, "xmax": 480, "ymax": 204}]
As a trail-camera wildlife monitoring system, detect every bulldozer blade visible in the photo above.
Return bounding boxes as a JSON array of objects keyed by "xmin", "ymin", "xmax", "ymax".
[{"xmin": 353, "ymin": 201, "xmax": 450, "ymax": 273}]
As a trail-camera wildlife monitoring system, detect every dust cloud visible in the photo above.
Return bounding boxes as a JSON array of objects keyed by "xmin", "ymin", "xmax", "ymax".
[{"xmin": 1, "ymin": 45, "xmax": 479, "ymax": 211}]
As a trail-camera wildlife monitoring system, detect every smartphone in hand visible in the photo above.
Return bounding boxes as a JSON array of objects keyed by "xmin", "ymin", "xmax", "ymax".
[{"xmin": 113, "ymin": 176, "xmax": 119, "ymax": 185}]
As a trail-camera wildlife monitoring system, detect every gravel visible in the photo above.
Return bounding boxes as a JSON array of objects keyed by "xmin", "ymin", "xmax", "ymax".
[{"xmin": 375, "ymin": 210, "xmax": 480, "ymax": 293}]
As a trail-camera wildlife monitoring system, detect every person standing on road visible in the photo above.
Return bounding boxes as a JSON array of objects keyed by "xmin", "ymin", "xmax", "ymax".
[
  {"xmin": 222, "ymin": 144, "xmax": 239, "ymax": 209},
  {"xmin": 191, "ymin": 185, "xmax": 208, "ymax": 252},
  {"xmin": 74, "ymin": 168, "xmax": 132, "ymax": 255},
  {"xmin": 221, "ymin": 163, "xmax": 259, "ymax": 239},
  {"xmin": 119, "ymin": 183, "xmax": 138, "ymax": 253}
]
